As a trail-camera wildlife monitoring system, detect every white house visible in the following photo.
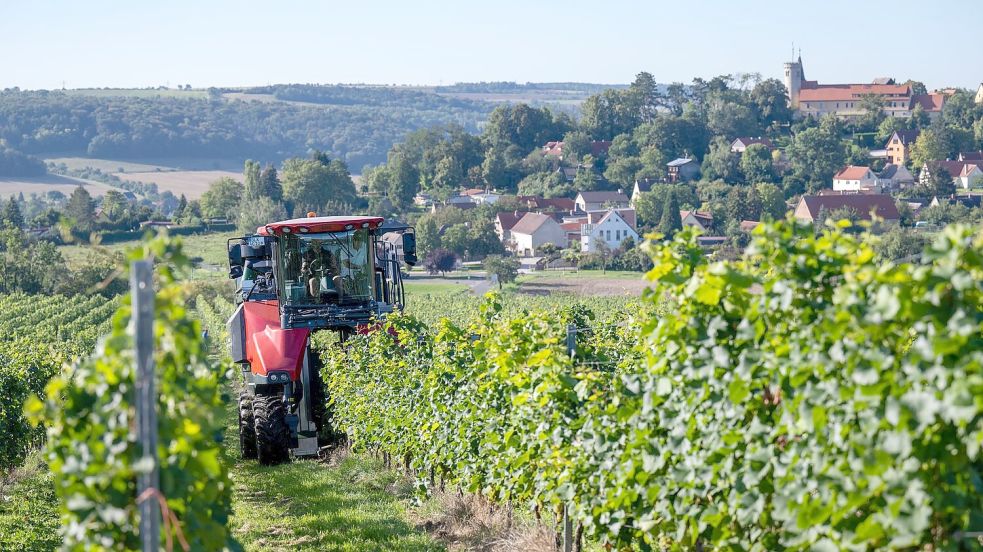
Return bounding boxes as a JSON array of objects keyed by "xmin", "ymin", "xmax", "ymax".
[
  {"xmin": 629, "ymin": 178, "xmax": 657, "ymax": 208},
  {"xmin": 580, "ymin": 209, "xmax": 639, "ymax": 253},
  {"xmin": 956, "ymin": 163, "xmax": 983, "ymax": 189},
  {"xmin": 510, "ymin": 212, "xmax": 567, "ymax": 256},
  {"xmin": 575, "ymin": 191, "xmax": 629, "ymax": 212},
  {"xmin": 832, "ymin": 166, "xmax": 880, "ymax": 192}
]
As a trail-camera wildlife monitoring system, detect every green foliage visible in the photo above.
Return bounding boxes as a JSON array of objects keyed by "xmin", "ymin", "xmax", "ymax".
[
  {"xmin": 199, "ymin": 177, "xmax": 243, "ymax": 220},
  {"xmin": 740, "ymin": 143, "xmax": 775, "ymax": 184},
  {"xmin": 281, "ymin": 154, "xmax": 356, "ymax": 213},
  {"xmin": 482, "ymin": 255, "xmax": 519, "ymax": 288},
  {"xmin": 28, "ymin": 234, "xmax": 236, "ymax": 550},
  {"xmin": 784, "ymin": 115, "xmax": 846, "ymax": 194},
  {"xmin": 0, "ymin": 293, "xmax": 115, "ymax": 473},
  {"xmin": 323, "ymin": 221, "xmax": 983, "ymax": 550}
]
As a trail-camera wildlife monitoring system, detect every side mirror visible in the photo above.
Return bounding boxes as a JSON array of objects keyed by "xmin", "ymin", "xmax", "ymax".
[
  {"xmin": 402, "ymin": 232, "xmax": 417, "ymax": 267},
  {"xmin": 229, "ymin": 265, "xmax": 244, "ymax": 279},
  {"xmin": 228, "ymin": 242, "xmax": 243, "ymax": 267}
]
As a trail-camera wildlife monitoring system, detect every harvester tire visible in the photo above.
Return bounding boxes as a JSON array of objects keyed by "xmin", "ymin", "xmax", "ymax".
[
  {"xmin": 238, "ymin": 393, "xmax": 257, "ymax": 460},
  {"xmin": 253, "ymin": 394, "xmax": 290, "ymax": 465}
]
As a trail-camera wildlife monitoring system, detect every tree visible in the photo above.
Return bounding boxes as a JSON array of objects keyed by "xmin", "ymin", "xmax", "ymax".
[
  {"xmin": 65, "ymin": 185, "xmax": 96, "ymax": 232},
  {"xmin": 236, "ymin": 196, "xmax": 287, "ymax": 234},
  {"xmin": 280, "ymin": 156, "xmax": 356, "ymax": 214},
  {"xmin": 627, "ymin": 71, "xmax": 662, "ymax": 124},
  {"xmin": 416, "ymin": 217, "xmax": 440, "ymax": 256},
  {"xmin": 740, "ymin": 144, "xmax": 775, "ymax": 184},
  {"xmin": 902, "ymin": 80, "xmax": 928, "ymax": 96},
  {"xmin": 785, "ymin": 115, "xmax": 846, "ymax": 193},
  {"xmin": 755, "ymin": 183, "xmax": 786, "ymax": 220},
  {"xmin": 560, "ymin": 131, "xmax": 592, "ymax": 163},
  {"xmin": 423, "ymin": 248, "xmax": 457, "ymax": 276},
  {"xmin": 259, "ymin": 166, "xmax": 282, "ymax": 203},
  {"xmin": 657, "ymin": 192, "xmax": 682, "ymax": 237},
  {"xmin": 200, "ymin": 177, "xmax": 243, "ymax": 220},
  {"xmin": 243, "ymin": 160, "xmax": 263, "ymax": 200},
  {"xmin": 440, "ymin": 224, "xmax": 471, "ymax": 259},
  {"xmin": 483, "ymin": 255, "xmax": 519, "ymax": 289},
  {"xmin": 481, "ymin": 147, "xmax": 507, "ymax": 189},
  {"xmin": 909, "ymin": 127, "xmax": 952, "ymax": 169},
  {"xmin": 100, "ymin": 190, "xmax": 128, "ymax": 222},
  {"xmin": 917, "ymin": 166, "xmax": 955, "ymax": 198},
  {"xmin": 856, "ymin": 94, "xmax": 886, "ymax": 132},
  {"xmin": 482, "ymin": 104, "xmax": 567, "ymax": 152},
  {"xmin": 701, "ymin": 137, "xmax": 741, "ymax": 184},
  {"xmin": 1, "ymin": 198, "xmax": 24, "ymax": 228},
  {"xmin": 749, "ymin": 78, "xmax": 792, "ymax": 127}
]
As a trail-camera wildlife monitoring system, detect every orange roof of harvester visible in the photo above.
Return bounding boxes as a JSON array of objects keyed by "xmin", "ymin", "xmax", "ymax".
[{"xmin": 258, "ymin": 216, "xmax": 385, "ymax": 236}]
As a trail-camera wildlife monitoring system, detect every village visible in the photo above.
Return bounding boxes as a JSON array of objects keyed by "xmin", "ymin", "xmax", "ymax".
[{"xmin": 404, "ymin": 56, "xmax": 983, "ymax": 271}]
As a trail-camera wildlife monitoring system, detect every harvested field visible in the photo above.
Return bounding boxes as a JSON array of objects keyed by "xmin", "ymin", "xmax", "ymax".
[
  {"xmin": 0, "ymin": 175, "xmax": 124, "ymax": 198},
  {"xmin": 113, "ymin": 170, "xmax": 242, "ymax": 199}
]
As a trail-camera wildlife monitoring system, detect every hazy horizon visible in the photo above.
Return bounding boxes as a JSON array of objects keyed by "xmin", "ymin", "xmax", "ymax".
[{"xmin": 2, "ymin": 0, "xmax": 981, "ymax": 91}]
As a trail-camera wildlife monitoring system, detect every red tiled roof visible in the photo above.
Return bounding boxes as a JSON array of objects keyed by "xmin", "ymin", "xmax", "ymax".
[
  {"xmin": 834, "ymin": 166, "xmax": 874, "ymax": 180},
  {"xmin": 799, "ymin": 83, "xmax": 910, "ymax": 103},
  {"xmin": 496, "ymin": 211, "xmax": 523, "ymax": 231},
  {"xmin": 798, "ymin": 194, "xmax": 900, "ymax": 221},
  {"xmin": 886, "ymin": 129, "xmax": 920, "ymax": 148},
  {"xmin": 516, "ymin": 195, "xmax": 576, "ymax": 211},
  {"xmin": 560, "ymin": 222, "xmax": 581, "ymax": 232},
  {"xmin": 739, "ymin": 220, "xmax": 760, "ymax": 232},
  {"xmin": 912, "ymin": 93, "xmax": 945, "ymax": 112},
  {"xmin": 590, "ymin": 140, "xmax": 612, "ymax": 156}
]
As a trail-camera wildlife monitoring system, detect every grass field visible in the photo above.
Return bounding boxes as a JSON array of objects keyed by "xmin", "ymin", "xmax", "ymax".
[
  {"xmin": 60, "ymin": 88, "xmax": 207, "ymax": 99},
  {"xmin": 112, "ymin": 170, "xmax": 242, "ymax": 199},
  {"xmin": 59, "ymin": 230, "xmax": 239, "ymax": 271},
  {"xmin": 0, "ymin": 175, "xmax": 124, "ymax": 198}
]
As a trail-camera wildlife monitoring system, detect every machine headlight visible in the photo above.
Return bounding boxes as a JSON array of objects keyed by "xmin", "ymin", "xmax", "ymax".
[{"xmin": 267, "ymin": 371, "xmax": 290, "ymax": 383}]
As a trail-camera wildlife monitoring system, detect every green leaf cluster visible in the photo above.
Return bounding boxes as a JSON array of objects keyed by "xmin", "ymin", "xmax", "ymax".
[{"xmin": 28, "ymin": 233, "xmax": 237, "ymax": 551}]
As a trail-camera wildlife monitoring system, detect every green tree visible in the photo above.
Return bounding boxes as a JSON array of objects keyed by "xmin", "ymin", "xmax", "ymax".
[
  {"xmin": 99, "ymin": 190, "xmax": 128, "ymax": 222},
  {"xmin": 909, "ymin": 127, "xmax": 952, "ymax": 169},
  {"xmin": 701, "ymin": 137, "xmax": 741, "ymax": 184},
  {"xmin": 200, "ymin": 177, "xmax": 243, "ymax": 220},
  {"xmin": 749, "ymin": 78, "xmax": 792, "ymax": 127},
  {"xmin": 387, "ymin": 152, "xmax": 420, "ymax": 209},
  {"xmin": 481, "ymin": 147, "xmax": 507, "ymax": 189},
  {"xmin": 236, "ymin": 195, "xmax": 287, "ymax": 233},
  {"xmin": 415, "ymin": 217, "xmax": 440, "ymax": 256},
  {"xmin": 627, "ymin": 71, "xmax": 662, "ymax": 124},
  {"xmin": 483, "ymin": 255, "xmax": 519, "ymax": 289},
  {"xmin": 657, "ymin": 192, "xmax": 682, "ymax": 237},
  {"xmin": 917, "ymin": 166, "xmax": 956, "ymax": 198},
  {"xmin": 1, "ymin": 198, "xmax": 24, "ymax": 228},
  {"xmin": 65, "ymin": 185, "xmax": 96, "ymax": 232},
  {"xmin": 280, "ymin": 156, "xmax": 356, "ymax": 213},
  {"xmin": 740, "ymin": 143, "xmax": 775, "ymax": 184},
  {"xmin": 785, "ymin": 115, "xmax": 846, "ymax": 193},
  {"xmin": 856, "ymin": 93, "xmax": 886, "ymax": 132},
  {"xmin": 259, "ymin": 165, "xmax": 282, "ymax": 202},
  {"xmin": 755, "ymin": 183, "xmax": 786, "ymax": 220},
  {"xmin": 243, "ymin": 159, "xmax": 263, "ymax": 200},
  {"xmin": 561, "ymin": 130, "xmax": 592, "ymax": 163}
]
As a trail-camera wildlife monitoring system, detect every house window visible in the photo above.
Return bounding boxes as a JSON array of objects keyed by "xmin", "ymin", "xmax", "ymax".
[
  {"xmin": 606, "ymin": 230, "xmax": 611, "ymax": 240},
  {"xmin": 615, "ymin": 229, "xmax": 620, "ymax": 240}
]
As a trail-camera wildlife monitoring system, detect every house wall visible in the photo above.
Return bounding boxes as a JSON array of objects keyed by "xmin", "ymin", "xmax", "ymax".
[
  {"xmin": 580, "ymin": 216, "xmax": 639, "ymax": 252},
  {"xmin": 886, "ymin": 136, "xmax": 909, "ymax": 165},
  {"xmin": 832, "ymin": 176, "xmax": 879, "ymax": 192},
  {"xmin": 793, "ymin": 200, "xmax": 814, "ymax": 222},
  {"xmin": 512, "ymin": 223, "xmax": 567, "ymax": 256}
]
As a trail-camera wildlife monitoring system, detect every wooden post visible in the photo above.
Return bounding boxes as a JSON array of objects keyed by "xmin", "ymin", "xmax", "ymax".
[
  {"xmin": 132, "ymin": 260, "xmax": 159, "ymax": 552},
  {"xmin": 563, "ymin": 324, "xmax": 575, "ymax": 552}
]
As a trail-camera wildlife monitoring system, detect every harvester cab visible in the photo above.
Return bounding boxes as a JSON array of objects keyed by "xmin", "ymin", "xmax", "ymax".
[{"xmin": 226, "ymin": 215, "xmax": 415, "ymax": 464}]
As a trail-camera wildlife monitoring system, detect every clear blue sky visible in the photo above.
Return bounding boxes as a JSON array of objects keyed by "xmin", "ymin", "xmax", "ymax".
[{"xmin": 1, "ymin": 0, "xmax": 980, "ymax": 91}]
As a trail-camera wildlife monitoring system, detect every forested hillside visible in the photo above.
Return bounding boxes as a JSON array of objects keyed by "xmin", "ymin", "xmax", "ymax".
[{"xmin": 0, "ymin": 88, "xmax": 494, "ymax": 171}]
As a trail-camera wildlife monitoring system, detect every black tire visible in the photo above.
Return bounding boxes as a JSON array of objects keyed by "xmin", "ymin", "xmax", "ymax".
[
  {"xmin": 253, "ymin": 393, "xmax": 290, "ymax": 465},
  {"xmin": 238, "ymin": 393, "xmax": 257, "ymax": 460}
]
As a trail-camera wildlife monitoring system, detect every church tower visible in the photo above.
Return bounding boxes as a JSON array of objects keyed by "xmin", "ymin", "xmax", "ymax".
[{"xmin": 784, "ymin": 53, "xmax": 804, "ymax": 109}]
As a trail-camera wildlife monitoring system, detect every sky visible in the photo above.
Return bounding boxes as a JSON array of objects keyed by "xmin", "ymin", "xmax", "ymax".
[{"xmin": 1, "ymin": 0, "xmax": 980, "ymax": 91}]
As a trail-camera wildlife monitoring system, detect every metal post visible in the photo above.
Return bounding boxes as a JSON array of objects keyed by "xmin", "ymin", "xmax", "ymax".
[
  {"xmin": 132, "ymin": 260, "xmax": 159, "ymax": 552},
  {"xmin": 563, "ymin": 324, "xmax": 575, "ymax": 552},
  {"xmin": 566, "ymin": 324, "xmax": 576, "ymax": 359}
]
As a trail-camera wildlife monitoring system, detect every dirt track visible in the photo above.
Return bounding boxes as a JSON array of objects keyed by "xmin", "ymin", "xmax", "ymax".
[{"xmin": 518, "ymin": 275, "xmax": 649, "ymax": 297}]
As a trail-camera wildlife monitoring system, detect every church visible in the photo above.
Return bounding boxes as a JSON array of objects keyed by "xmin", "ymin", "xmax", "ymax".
[{"xmin": 783, "ymin": 54, "xmax": 946, "ymax": 120}]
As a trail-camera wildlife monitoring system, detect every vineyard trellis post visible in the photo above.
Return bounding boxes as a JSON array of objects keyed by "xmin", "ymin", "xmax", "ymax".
[
  {"xmin": 562, "ymin": 324, "xmax": 576, "ymax": 552},
  {"xmin": 132, "ymin": 260, "xmax": 160, "ymax": 552}
]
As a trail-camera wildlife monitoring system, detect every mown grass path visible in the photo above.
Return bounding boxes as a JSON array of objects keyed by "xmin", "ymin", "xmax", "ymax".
[{"xmin": 224, "ymin": 404, "xmax": 443, "ymax": 552}]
